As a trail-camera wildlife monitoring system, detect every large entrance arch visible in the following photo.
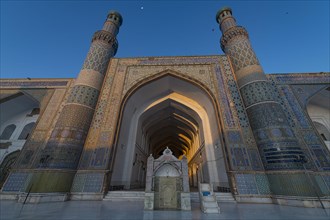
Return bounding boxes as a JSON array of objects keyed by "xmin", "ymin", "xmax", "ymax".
[{"xmin": 110, "ymin": 74, "xmax": 229, "ymax": 190}]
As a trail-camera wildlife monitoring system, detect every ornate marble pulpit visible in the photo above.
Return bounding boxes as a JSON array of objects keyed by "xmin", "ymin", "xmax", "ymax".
[{"xmin": 144, "ymin": 147, "xmax": 191, "ymax": 210}]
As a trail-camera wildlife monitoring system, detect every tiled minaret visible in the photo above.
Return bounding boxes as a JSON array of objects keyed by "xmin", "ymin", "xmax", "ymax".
[
  {"xmin": 34, "ymin": 11, "xmax": 122, "ymax": 192},
  {"xmin": 216, "ymin": 7, "xmax": 304, "ymax": 171}
]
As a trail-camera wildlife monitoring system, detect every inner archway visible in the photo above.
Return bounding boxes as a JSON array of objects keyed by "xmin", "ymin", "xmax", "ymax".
[
  {"xmin": 110, "ymin": 74, "xmax": 228, "ymax": 191},
  {"xmin": 306, "ymin": 87, "xmax": 330, "ymax": 151}
]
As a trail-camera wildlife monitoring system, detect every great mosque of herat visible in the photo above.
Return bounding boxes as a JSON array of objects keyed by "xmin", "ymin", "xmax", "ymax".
[{"xmin": 0, "ymin": 7, "xmax": 329, "ymax": 209}]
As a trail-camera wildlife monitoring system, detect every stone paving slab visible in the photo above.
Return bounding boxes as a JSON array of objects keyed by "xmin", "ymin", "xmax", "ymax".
[{"xmin": 0, "ymin": 200, "xmax": 329, "ymax": 220}]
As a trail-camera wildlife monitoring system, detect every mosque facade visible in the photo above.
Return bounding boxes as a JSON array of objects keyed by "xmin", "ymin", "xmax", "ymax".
[{"xmin": 0, "ymin": 8, "xmax": 329, "ymax": 207}]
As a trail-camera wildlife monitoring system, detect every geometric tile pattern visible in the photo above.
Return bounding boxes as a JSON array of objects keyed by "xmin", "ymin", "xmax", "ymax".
[
  {"xmin": 274, "ymin": 83, "xmax": 330, "ymax": 171},
  {"xmin": 245, "ymin": 99, "xmax": 305, "ymax": 169},
  {"xmin": 37, "ymin": 141, "xmax": 83, "ymax": 169},
  {"xmin": 92, "ymin": 30, "xmax": 118, "ymax": 55},
  {"xmin": 78, "ymin": 150, "xmax": 93, "ymax": 170},
  {"xmin": 241, "ymin": 81, "xmax": 277, "ymax": 107},
  {"xmin": 2, "ymin": 51, "xmax": 328, "ymax": 199},
  {"xmin": 321, "ymin": 175, "xmax": 330, "ymax": 195},
  {"xmin": 310, "ymin": 148, "xmax": 330, "ymax": 170},
  {"xmin": 1, "ymin": 13, "xmax": 122, "ymax": 195},
  {"xmin": 91, "ymin": 99, "xmax": 108, "ymax": 129},
  {"xmin": 71, "ymin": 173, "xmax": 104, "ymax": 193},
  {"xmin": 39, "ymin": 90, "xmax": 95, "ymax": 170},
  {"xmin": 135, "ymin": 57, "xmax": 238, "ymax": 128},
  {"xmin": 0, "ymin": 80, "xmax": 69, "ymax": 88},
  {"xmin": 242, "ymin": 85, "xmax": 309, "ymax": 168},
  {"xmin": 268, "ymin": 73, "xmax": 330, "ymax": 85},
  {"xmin": 1, "ymin": 172, "xmax": 29, "ymax": 192},
  {"xmin": 225, "ymin": 40, "xmax": 259, "ymax": 72},
  {"xmin": 220, "ymin": 26, "xmax": 248, "ymax": 48},
  {"xmin": 236, "ymin": 174, "xmax": 258, "ymax": 194},
  {"xmin": 67, "ymin": 85, "xmax": 100, "ymax": 109},
  {"xmin": 218, "ymin": 56, "xmax": 263, "ymax": 171},
  {"xmin": 37, "ymin": 39, "xmax": 116, "ymax": 173},
  {"xmin": 227, "ymin": 130, "xmax": 242, "ymax": 143},
  {"xmin": 258, "ymin": 141, "xmax": 304, "ymax": 170},
  {"xmin": 138, "ymin": 56, "xmax": 218, "ymax": 66},
  {"xmin": 248, "ymin": 149, "xmax": 263, "ymax": 170},
  {"xmin": 215, "ymin": 59, "xmax": 256, "ymax": 171},
  {"xmin": 247, "ymin": 102, "xmax": 289, "ymax": 129},
  {"xmin": 238, "ymin": 76, "xmax": 304, "ymax": 170},
  {"xmin": 218, "ymin": 17, "xmax": 312, "ymax": 172},
  {"xmin": 314, "ymin": 175, "xmax": 330, "ymax": 196},
  {"xmin": 84, "ymin": 173, "xmax": 104, "ymax": 192},
  {"xmin": 291, "ymin": 84, "xmax": 328, "ymax": 107},
  {"xmin": 90, "ymin": 147, "xmax": 109, "ymax": 168},
  {"xmin": 82, "ymin": 41, "xmax": 113, "ymax": 75},
  {"xmin": 220, "ymin": 57, "xmax": 251, "ymax": 129},
  {"xmin": 267, "ymin": 173, "xmax": 315, "ymax": 196},
  {"xmin": 86, "ymin": 55, "xmax": 260, "ymax": 176},
  {"xmin": 279, "ymin": 86, "xmax": 310, "ymax": 129},
  {"xmin": 255, "ymin": 174, "xmax": 271, "ymax": 194},
  {"xmin": 55, "ymin": 105, "xmax": 95, "ymax": 131},
  {"xmin": 235, "ymin": 172, "xmax": 329, "ymax": 196},
  {"xmin": 86, "ymin": 56, "xmax": 253, "ymax": 174},
  {"xmin": 71, "ymin": 173, "xmax": 86, "ymax": 192},
  {"xmin": 16, "ymin": 148, "xmax": 36, "ymax": 168},
  {"xmin": 302, "ymin": 131, "xmax": 321, "ymax": 145},
  {"xmin": 231, "ymin": 147, "xmax": 250, "ymax": 168},
  {"xmin": 214, "ymin": 62, "xmax": 236, "ymax": 128}
]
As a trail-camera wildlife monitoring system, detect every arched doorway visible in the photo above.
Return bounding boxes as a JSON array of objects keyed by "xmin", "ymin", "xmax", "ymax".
[
  {"xmin": 306, "ymin": 87, "xmax": 330, "ymax": 151},
  {"xmin": 0, "ymin": 92, "xmax": 40, "ymax": 167},
  {"xmin": 0, "ymin": 150, "xmax": 20, "ymax": 188},
  {"xmin": 110, "ymin": 74, "xmax": 228, "ymax": 191}
]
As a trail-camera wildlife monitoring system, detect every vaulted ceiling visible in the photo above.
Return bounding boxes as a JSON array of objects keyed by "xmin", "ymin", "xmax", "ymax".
[{"xmin": 138, "ymin": 98, "xmax": 202, "ymax": 158}]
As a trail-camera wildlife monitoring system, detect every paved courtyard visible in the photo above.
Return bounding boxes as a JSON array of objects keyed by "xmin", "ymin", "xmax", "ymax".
[{"xmin": 0, "ymin": 200, "xmax": 329, "ymax": 220}]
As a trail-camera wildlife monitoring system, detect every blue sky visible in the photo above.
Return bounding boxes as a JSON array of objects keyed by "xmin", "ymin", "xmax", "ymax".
[{"xmin": 1, "ymin": 0, "xmax": 329, "ymax": 79}]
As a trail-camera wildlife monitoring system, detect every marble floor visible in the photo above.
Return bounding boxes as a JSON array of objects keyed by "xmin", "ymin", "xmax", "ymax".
[{"xmin": 0, "ymin": 200, "xmax": 329, "ymax": 220}]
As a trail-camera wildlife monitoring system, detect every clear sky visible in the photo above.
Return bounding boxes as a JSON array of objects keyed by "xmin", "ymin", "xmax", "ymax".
[{"xmin": 1, "ymin": 0, "xmax": 329, "ymax": 79}]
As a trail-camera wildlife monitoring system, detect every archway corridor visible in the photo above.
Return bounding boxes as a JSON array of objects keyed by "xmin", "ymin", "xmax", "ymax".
[{"xmin": 110, "ymin": 75, "xmax": 229, "ymax": 191}]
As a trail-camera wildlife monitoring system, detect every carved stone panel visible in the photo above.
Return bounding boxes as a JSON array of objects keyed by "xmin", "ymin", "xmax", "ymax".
[{"xmin": 154, "ymin": 177, "xmax": 180, "ymax": 209}]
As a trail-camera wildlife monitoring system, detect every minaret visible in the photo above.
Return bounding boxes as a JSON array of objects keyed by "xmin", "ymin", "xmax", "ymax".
[
  {"xmin": 34, "ymin": 11, "xmax": 122, "ymax": 192},
  {"xmin": 216, "ymin": 7, "xmax": 304, "ymax": 171}
]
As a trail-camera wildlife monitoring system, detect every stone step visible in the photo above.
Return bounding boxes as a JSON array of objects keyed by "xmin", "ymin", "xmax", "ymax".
[
  {"xmin": 203, "ymin": 207, "xmax": 221, "ymax": 214},
  {"xmin": 105, "ymin": 191, "xmax": 145, "ymax": 197},
  {"xmin": 202, "ymin": 200, "xmax": 219, "ymax": 208},
  {"xmin": 104, "ymin": 191, "xmax": 145, "ymax": 201},
  {"xmin": 215, "ymin": 192, "xmax": 236, "ymax": 203},
  {"xmin": 199, "ymin": 183, "xmax": 221, "ymax": 214},
  {"xmin": 202, "ymin": 196, "xmax": 216, "ymax": 202},
  {"xmin": 190, "ymin": 192, "xmax": 236, "ymax": 203},
  {"xmin": 104, "ymin": 191, "xmax": 236, "ymax": 203}
]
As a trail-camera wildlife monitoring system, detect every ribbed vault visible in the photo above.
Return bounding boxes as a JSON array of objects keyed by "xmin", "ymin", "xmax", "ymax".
[{"xmin": 138, "ymin": 98, "xmax": 201, "ymax": 158}]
